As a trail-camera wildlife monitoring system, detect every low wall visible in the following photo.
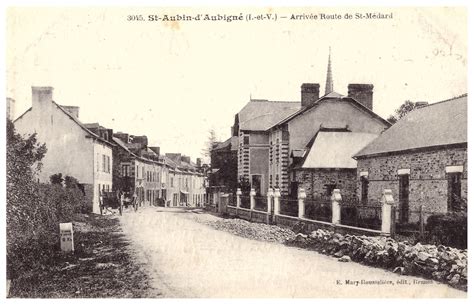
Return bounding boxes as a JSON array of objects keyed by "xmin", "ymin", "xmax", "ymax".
[
  {"xmin": 228, "ymin": 206, "xmax": 385, "ymax": 237},
  {"xmin": 228, "ymin": 206, "xmax": 270, "ymax": 224}
]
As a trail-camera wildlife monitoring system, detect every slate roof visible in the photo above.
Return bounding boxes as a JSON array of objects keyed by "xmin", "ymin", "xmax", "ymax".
[
  {"xmin": 15, "ymin": 102, "xmax": 115, "ymax": 147},
  {"xmin": 213, "ymin": 136, "xmax": 239, "ymax": 151},
  {"xmin": 239, "ymin": 99, "xmax": 300, "ymax": 131},
  {"xmin": 301, "ymin": 131, "xmax": 379, "ymax": 169},
  {"xmin": 113, "ymin": 137, "xmax": 138, "ymax": 157},
  {"xmin": 269, "ymin": 94, "xmax": 390, "ymax": 130},
  {"xmin": 354, "ymin": 94, "xmax": 467, "ymax": 158}
]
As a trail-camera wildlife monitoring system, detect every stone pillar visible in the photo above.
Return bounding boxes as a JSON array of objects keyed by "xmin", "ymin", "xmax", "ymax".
[
  {"xmin": 266, "ymin": 188, "xmax": 274, "ymax": 213},
  {"xmin": 60, "ymin": 223, "xmax": 74, "ymax": 252},
  {"xmin": 274, "ymin": 188, "xmax": 281, "ymax": 215},
  {"xmin": 219, "ymin": 194, "xmax": 228, "ymax": 215},
  {"xmin": 250, "ymin": 188, "xmax": 256, "ymax": 210},
  {"xmin": 381, "ymin": 189, "xmax": 395, "ymax": 234},
  {"xmin": 331, "ymin": 189, "xmax": 342, "ymax": 225},
  {"xmin": 298, "ymin": 188, "xmax": 306, "ymax": 218},
  {"xmin": 236, "ymin": 188, "xmax": 242, "ymax": 208}
]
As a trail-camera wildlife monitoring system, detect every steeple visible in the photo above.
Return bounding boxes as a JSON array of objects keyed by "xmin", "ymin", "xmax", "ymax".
[{"xmin": 325, "ymin": 47, "xmax": 334, "ymax": 95}]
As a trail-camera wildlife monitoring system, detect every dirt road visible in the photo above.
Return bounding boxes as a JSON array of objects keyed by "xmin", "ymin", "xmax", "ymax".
[{"xmin": 119, "ymin": 207, "xmax": 466, "ymax": 298}]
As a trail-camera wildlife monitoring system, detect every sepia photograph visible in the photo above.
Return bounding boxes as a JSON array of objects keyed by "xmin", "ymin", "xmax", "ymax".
[{"xmin": 3, "ymin": 3, "xmax": 469, "ymax": 299}]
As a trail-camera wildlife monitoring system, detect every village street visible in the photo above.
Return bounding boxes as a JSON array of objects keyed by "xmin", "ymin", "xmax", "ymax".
[{"xmin": 119, "ymin": 207, "xmax": 466, "ymax": 298}]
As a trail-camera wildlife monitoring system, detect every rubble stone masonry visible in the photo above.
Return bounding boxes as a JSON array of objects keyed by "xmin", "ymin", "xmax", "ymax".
[
  {"xmin": 294, "ymin": 168, "xmax": 358, "ymax": 201},
  {"xmin": 357, "ymin": 146, "xmax": 467, "ymax": 214}
]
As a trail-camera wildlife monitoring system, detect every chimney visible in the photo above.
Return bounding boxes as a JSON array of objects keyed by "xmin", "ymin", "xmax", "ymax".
[
  {"xmin": 62, "ymin": 106, "xmax": 80, "ymax": 119},
  {"xmin": 196, "ymin": 158, "xmax": 202, "ymax": 167},
  {"xmin": 114, "ymin": 132, "xmax": 129, "ymax": 143},
  {"xmin": 149, "ymin": 146, "xmax": 160, "ymax": 156},
  {"xmin": 32, "ymin": 86, "xmax": 54, "ymax": 110},
  {"xmin": 105, "ymin": 129, "xmax": 114, "ymax": 142},
  {"xmin": 348, "ymin": 84, "xmax": 374, "ymax": 110},
  {"xmin": 7, "ymin": 97, "xmax": 15, "ymax": 120},
  {"xmin": 415, "ymin": 101, "xmax": 429, "ymax": 109},
  {"xmin": 132, "ymin": 135, "xmax": 148, "ymax": 148},
  {"xmin": 301, "ymin": 83, "xmax": 320, "ymax": 108}
]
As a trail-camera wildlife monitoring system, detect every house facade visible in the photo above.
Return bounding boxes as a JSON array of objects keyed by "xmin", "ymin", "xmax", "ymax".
[
  {"xmin": 111, "ymin": 132, "xmax": 166, "ymax": 206},
  {"xmin": 233, "ymin": 99, "xmax": 300, "ymax": 196},
  {"xmin": 164, "ymin": 153, "xmax": 206, "ymax": 207},
  {"xmin": 268, "ymin": 83, "xmax": 390, "ymax": 199},
  {"xmin": 354, "ymin": 94, "xmax": 467, "ymax": 222},
  {"xmin": 14, "ymin": 87, "xmax": 114, "ymax": 214}
]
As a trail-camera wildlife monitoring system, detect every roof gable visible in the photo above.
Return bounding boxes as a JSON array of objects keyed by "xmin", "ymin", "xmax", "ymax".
[{"xmin": 270, "ymin": 95, "xmax": 391, "ymax": 130}]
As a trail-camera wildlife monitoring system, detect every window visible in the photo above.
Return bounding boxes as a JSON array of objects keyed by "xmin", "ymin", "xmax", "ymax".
[
  {"xmin": 243, "ymin": 135, "xmax": 249, "ymax": 145},
  {"xmin": 122, "ymin": 165, "xmax": 130, "ymax": 177},
  {"xmin": 96, "ymin": 153, "xmax": 100, "ymax": 172},
  {"xmin": 142, "ymin": 167, "xmax": 145, "ymax": 179},
  {"xmin": 102, "ymin": 155, "xmax": 106, "ymax": 172},
  {"xmin": 399, "ymin": 175, "xmax": 410, "ymax": 223},
  {"xmin": 361, "ymin": 176, "xmax": 369, "ymax": 205},
  {"xmin": 448, "ymin": 173, "xmax": 462, "ymax": 211},
  {"xmin": 171, "ymin": 177, "xmax": 174, "ymax": 187},
  {"xmin": 106, "ymin": 156, "xmax": 110, "ymax": 173}
]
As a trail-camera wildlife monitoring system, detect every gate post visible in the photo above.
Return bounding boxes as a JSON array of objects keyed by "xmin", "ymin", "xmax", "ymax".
[
  {"xmin": 250, "ymin": 188, "xmax": 256, "ymax": 210},
  {"xmin": 331, "ymin": 189, "xmax": 342, "ymax": 225},
  {"xmin": 274, "ymin": 188, "xmax": 281, "ymax": 216},
  {"xmin": 267, "ymin": 188, "xmax": 274, "ymax": 213},
  {"xmin": 381, "ymin": 189, "xmax": 395, "ymax": 235},
  {"xmin": 298, "ymin": 188, "xmax": 306, "ymax": 219},
  {"xmin": 236, "ymin": 188, "xmax": 242, "ymax": 208}
]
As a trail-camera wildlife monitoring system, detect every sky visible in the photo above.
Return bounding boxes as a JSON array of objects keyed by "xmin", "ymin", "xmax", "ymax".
[{"xmin": 6, "ymin": 7, "xmax": 467, "ymax": 163}]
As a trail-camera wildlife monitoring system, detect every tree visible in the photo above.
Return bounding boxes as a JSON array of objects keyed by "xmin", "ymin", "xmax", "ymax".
[
  {"xmin": 6, "ymin": 119, "xmax": 47, "ymax": 185},
  {"xmin": 50, "ymin": 173, "xmax": 64, "ymax": 185},
  {"xmin": 387, "ymin": 100, "xmax": 416, "ymax": 124},
  {"xmin": 201, "ymin": 129, "xmax": 220, "ymax": 159},
  {"xmin": 6, "ymin": 119, "xmax": 47, "ymax": 278}
]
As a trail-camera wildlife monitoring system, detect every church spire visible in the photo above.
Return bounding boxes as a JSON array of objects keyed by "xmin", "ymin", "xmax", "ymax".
[{"xmin": 325, "ymin": 47, "xmax": 334, "ymax": 95}]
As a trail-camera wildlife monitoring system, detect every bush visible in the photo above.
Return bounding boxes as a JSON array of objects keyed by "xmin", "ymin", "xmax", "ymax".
[
  {"xmin": 6, "ymin": 120, "xmax": 88, "ymax": 279},
  {"xmin": 426, "ymin": 211, "xmax": 467, "ymax": 249}
]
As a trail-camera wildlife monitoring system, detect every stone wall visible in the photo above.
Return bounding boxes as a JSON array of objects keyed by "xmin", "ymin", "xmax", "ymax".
[
  {"xmin": 357, "ymin": 146, "xmax": 467, "ymax": 215},
  {"xmin": 293, "ymin": 168, "xmax": 358, "ymax": 201}
]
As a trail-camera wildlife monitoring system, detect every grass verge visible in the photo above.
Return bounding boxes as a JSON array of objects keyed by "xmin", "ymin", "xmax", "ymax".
[{"xmin": 9, "ymin": 213, "xmax": 159, "ymax": 298}]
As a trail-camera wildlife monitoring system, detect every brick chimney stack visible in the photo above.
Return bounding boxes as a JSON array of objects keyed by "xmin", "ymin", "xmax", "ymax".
[
  {"xmin": 181, "ymin": 156, "xmax": 191, "ymax": 164},
  {"xmin": 149, "ymin": 146, "xmax": 160, "ymax": 156},
  {"xmin": 196, "ymin": 158, "xmax": 202, "ymax": 167},
  {"xmin": 32, "ymin": 86, "xmax": 54, "ymax": 110},
  {"xmin": 301, "ymin": 83, "xmax": 320, "ymax": 108},
  {"xmin": 348, "ymin": 84, "xmax": 374, "ymax": 110}
]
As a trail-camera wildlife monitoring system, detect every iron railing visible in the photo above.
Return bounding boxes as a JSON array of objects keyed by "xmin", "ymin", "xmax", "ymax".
[
  {"xmin": 304, "ymin": 197, "xmax": 332, "ymax": 222},
  {"xmin": 279, "ymin": 197, "xmax": 299, "ymax": 217}
]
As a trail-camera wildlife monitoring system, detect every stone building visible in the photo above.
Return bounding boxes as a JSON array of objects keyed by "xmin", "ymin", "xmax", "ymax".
[
  {"xmin": 14, "ymin": 87, "xmax": 114, "ymax": 214},
  {"xmin": 164, "ymin": 153, "xmax": 206, "ymax": 207},
  {"xmin": 292, "ymin": 128, "xmax": 379, "ymax": 201},
  {"xmin": 110, "ymin": 132, "xmax": 165, "ymax": 206},
  {"xmin": 353, "ymin": 94, "xmax": 467, "ymax": 222},
  {"xmin": 268, "ymin": 54, "xmax": 390, "ymax": 198}
]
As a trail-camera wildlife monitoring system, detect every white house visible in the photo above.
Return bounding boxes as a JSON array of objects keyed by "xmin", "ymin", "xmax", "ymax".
[{"xmin": 14, "ymin": 87, "xmax": 114, "ymax": 213}]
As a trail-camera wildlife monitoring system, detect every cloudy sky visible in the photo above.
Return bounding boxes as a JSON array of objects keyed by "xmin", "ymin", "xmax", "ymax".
[{"xmin": 6, "ymin": 7, "xmax": 467, "ymax": 162}]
